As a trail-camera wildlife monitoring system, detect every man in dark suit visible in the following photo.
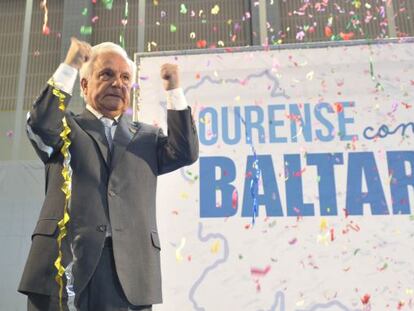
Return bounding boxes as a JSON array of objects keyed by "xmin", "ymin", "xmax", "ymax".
[{"xmin": 18, "ymin": 37, "xmax": 199, "ymax": 310}]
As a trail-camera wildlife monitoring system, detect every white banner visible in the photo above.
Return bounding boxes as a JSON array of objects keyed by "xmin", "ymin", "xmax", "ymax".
[{"xmin": 138, "ymin": 40, "xmax": 414, "ymax": 311}]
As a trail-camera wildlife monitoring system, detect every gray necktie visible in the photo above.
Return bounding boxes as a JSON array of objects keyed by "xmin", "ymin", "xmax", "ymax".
[
  {"xmin": 100, "ymin": 117, "xmax": 115, "ymax": 237},
  {"xmin": 101, "ymin": 117, "xmax": 115, "ymax": 149}
]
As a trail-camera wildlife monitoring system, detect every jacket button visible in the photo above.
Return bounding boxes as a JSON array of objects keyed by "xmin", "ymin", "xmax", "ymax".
[
  {"xmin": 108, "ymin": 190, "xmax": 116, "ymax": 197},
  {"xmin": 96, "ymin": 225, "xmax": 107, "ymax": 232}
]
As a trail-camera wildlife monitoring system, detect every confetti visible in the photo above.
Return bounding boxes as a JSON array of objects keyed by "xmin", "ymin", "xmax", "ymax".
[
  {"xmin": 288, "ymin": 238, "xmax": 297, "ymax": 245},
  {"xmin": 210, "ymin": 240, "xmax": 220, "ymax": 253},
  {"xmin": 180, "ymin": 3, "xmax": 187, "ymax": 14},
  {"xmin": 361, "ymin": 294, "xmax": 371, "ymax": 305},
  {"xmin": 40, "ymin": 0, "xmax": 50, "ymax": 35},
  {"xmin": 306, "ymin": 71, "xmax": 314, "ymax": 80},
  {"xmin": 231, "ymin": 189, "xmax": 238, "ymax": 209},
  {"xmin": 377, "ymin": 262, "xmax": 388, "ymax": 271},
  {"xmin": 196, "ymin": 39, "xmax": 207, "ymax": 48},
  {"xmin": 175, "ymin": 237, "xmax": 186, "ymax": 262},
  {"xmin": 80, "ymin": 26, "xmax": 92, "ymax": 35},
  {"xmin": 250, "ymin": 265, "xmax": 271, "ymax": 277},
  {"xmin": 211, "ymin": 4, "xmax": 220, "ymax": 15},
  {"xmin": 101, "ymin": 0, "xmax": 113, "ymax": 10}
]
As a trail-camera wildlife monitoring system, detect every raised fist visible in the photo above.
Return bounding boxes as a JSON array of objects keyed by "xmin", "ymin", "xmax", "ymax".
[
  {"xmin": 64, "ymin": 37, "xmax": 92, "ymax": 70},
  {"xmin": 160, "ymin": 63, "xmax": 180, "ymax": 91}
]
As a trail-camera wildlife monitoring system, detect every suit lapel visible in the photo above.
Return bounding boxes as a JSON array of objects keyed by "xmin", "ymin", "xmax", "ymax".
[
  {"xmin": 75, "ymin": 110, "xmax": 111, "ymax": 169},
  {"xmin": 110, "ymin": 115, "xmax": 135, "ymax": 170}
]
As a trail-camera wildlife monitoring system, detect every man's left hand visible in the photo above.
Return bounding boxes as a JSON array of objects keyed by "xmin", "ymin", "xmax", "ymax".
[{"xmin": 161, "ymin": 64, "xmax": 180, "ymax": 91}]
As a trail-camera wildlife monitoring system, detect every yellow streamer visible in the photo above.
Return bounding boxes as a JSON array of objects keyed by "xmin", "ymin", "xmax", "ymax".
[{"xmin": 50, "ymin": 82, "xmax": 72, "ymax": 310}]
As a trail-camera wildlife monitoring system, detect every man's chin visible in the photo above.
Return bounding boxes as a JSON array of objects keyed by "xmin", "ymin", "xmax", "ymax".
[
  {"xmin": 100, "ymin": 101, "xmax": 124, "ymax": 110},
  {"xmin": 98, "ymin": 102, "xmax": 128, "ymax": 116}
]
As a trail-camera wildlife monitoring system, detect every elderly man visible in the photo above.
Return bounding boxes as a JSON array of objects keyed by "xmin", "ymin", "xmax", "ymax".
[{"xmin": 18, "ymin": 37, "xmax": 199, "ymax": 310}]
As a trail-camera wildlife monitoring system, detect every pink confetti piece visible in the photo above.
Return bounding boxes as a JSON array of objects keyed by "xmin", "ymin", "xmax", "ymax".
[
  {"xmin": 231, "ymin": 189, "xmax": 238, "ymax": 209},
  {"xmin": 250, "ymin": 265, "xmax": 271, "ymax": 277},
  {"xmin": 293, "ymin": 167, "xmax": 306, "ymax": 177},
  {"xmin": 361, "ymin": 294, "xmax": 371, "ymax": 305},
  {"xmin": 288, "ymin": 238, "xmax": 297, "ymax": 245}
]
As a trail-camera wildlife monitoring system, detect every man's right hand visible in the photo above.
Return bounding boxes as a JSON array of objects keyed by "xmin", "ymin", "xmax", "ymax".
[{"xmin": 64, "ymin": 37, "xmax": 92, "ymax": 70}]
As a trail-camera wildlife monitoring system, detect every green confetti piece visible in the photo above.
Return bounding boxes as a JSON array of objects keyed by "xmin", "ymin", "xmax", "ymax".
[
  {"xmin": 119, "ymin": 34, "xmax": 125, "ymax": 48},
  {"xmin": 102, "ymin": 0, "xmax": 113, "ymax": 10},
  {"xmin": 353, "ymin": 248, "xmax": 360, "ymax": 255},
  {"xmin": 317, "ymin": 175, "xmax": 321, "ymax": 182},
  {"xmin": 170, "ymin": 24, "xmax": 177, "ymax": 32},
  {"xmin": 124, "ymin": 0, "xmax": 129, "ymax": 17},
  {"xmin": 180, "ymin": 3, "xmax": 187, "ymax": 14},
  {"xmin": 409, "ymin": 215, "xmax": 414, "ymax": 221},
  {"xmin": 82, "ymin": 8, "xmax": 88, "ymax": 16},
  {"xmin": 80, "ymin": 26, "xmax": 92, "ymax": 35}
]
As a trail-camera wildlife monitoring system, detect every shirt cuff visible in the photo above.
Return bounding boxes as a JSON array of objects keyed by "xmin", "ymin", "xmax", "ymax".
[
  {"xmin": 166, "ymin": 88, "xmax": 188, "ymax": 110},
  {"xmin": 50, "ymin": 63, "xmax": 78, "ymax": 95}
]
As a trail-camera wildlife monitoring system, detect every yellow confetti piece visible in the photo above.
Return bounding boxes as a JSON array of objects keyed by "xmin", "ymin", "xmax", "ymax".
[
  {"xmin": 180, "ymin": 192, "xmax": 189, "ymax": 199},
  {"xmin": 175, "ymin": 237, "xmax": 186, "ymax": 262},
  {"xmin": 320, "ymin": 217, "xmax": 328, "ymax": 231},
  {"xmin": 211, "ymin": 4, "xmax": 220, "ymax": 15},
  {"xmin": 406, "ymin": 288, "xmax": 414, "ymax": 295},
  {"xmin": 317, "ymin": 232, "xmax": 330, "ymax": 245},
  {"xmin": 306, "ymin": 71, "xmax": 314, "ymax": 80},
  {"xmin": 199, "ymin": 116, "xmax": 211, "ymax": 125},
  {"xmin": 388, "ymin": 173, "xmax": 393, "ymax": 184},
  {"xmin": 210, "ymin": 240, "xmax": 220, "ymax": 253}
]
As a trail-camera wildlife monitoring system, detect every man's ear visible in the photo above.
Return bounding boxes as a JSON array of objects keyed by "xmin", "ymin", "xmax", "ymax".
[{"xmin": 80, "ymin": 78, "xmax": 88, "ymax": 96}]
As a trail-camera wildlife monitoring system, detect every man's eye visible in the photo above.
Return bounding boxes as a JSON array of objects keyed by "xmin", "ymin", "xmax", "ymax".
[
  {"xmin": 100, "ymin": 72, "xmax": 112, "ymax": 80},
  {"xmin": 122, "ymin": 75, "xmax": 131, "ymax": 82}
]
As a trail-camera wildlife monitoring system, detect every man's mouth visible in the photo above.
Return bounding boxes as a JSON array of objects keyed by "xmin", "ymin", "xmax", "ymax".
[{"xmin": 105, "ymin": 94, "xmax": 123, "ymax": 99}]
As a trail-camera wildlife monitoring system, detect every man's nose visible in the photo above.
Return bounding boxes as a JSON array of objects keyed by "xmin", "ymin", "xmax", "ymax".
[{"xmin": 111, "ymin": 76, "xmax": 124, "ymax": 88}]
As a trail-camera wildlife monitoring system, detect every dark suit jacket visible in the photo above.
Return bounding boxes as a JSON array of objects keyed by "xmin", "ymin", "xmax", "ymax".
[{"xmin": 18, "ymin": 84, "xmax": 199, "ymax": 306}]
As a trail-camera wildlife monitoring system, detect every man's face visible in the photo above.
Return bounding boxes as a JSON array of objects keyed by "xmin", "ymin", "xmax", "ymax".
[{"xmin": 82, "ymin": 51, "xmax": 133, "ymax": 118}]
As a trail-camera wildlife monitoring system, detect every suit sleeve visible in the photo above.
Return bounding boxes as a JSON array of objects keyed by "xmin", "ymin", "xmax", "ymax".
[
  {"xmin": 157, "ymin": 107, "xmax": 199, "ymax": 175},
  {"xmin": 26, "ymin": 84, "xmax": 71, "ymax": 163}
]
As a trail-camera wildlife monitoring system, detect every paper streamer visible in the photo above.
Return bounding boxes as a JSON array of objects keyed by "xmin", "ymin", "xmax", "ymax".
[
  {"xmin": 236, "ymin": 110, "xmax": 261, "ymax": 225},
  {"xmin": 119, "ymin": 0, "xmax": 129, "ymax": 48},
  {"xmin": 49, "ymin": 81, "xmax": 73, "ymax": 310},
  {"xmin": 40, "ymin": 0, "xmax": 50, "ymax": 35},
  {"xmin": 369, "ymin": 55, "xmax": 384, "ymax": 91}
]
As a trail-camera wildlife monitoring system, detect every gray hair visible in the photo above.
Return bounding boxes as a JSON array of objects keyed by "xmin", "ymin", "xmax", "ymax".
[{"xmin": 79, "ymin": 42, "xmax": 136, "ymax": 97}]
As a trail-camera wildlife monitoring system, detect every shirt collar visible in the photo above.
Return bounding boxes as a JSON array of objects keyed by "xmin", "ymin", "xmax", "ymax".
[{"xmin": 86, "ymin": 104, "xmax": 121, "ymax": 122}]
